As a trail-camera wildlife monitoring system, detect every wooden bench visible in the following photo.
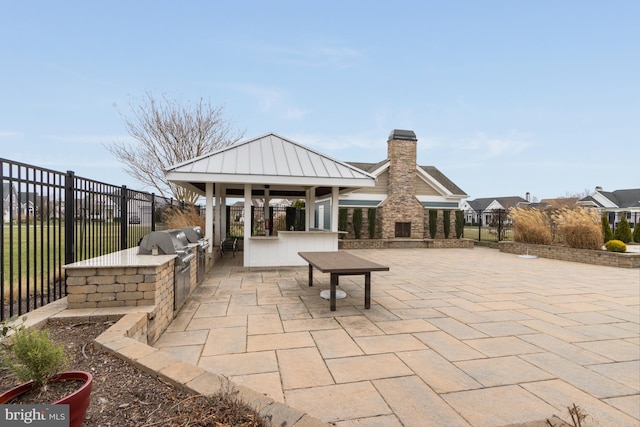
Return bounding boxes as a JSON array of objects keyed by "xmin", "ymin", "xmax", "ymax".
[{"xmin": 298, "ymin": 251, "xmax": 390, "ymax": 311}]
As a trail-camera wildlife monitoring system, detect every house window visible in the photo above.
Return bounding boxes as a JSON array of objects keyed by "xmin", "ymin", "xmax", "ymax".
[{"xmin": 395, "ymin": 222, "xmax": 411, "ymax": 238}]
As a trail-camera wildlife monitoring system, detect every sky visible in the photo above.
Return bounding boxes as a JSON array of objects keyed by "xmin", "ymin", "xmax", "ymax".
[{"xmin": 1, "ymin": 1, "xmax": 638, "ymax": 202}]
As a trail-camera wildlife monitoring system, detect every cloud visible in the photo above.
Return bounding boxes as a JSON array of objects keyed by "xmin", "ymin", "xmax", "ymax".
[
  {"xmin": 290, "ymin": 131, "xmax": 387, "ymax": 161},
  {"xmin": 455, "ymin": 131, "xmax": 532, "ymax": 159},
  {"xmin": 233, "ymin": 84, "xmax": 309, "ymax": 120},
  {"xmin": 43, "ymin": 134, "xmax": 136, "ymax": 145},
  {"xmin": 0, "ymin": 131, "xmax": 24, "ymax": 139},
  {"xmin": 220, "ymin": 39, "xmax": 364, "ymax": 69}
]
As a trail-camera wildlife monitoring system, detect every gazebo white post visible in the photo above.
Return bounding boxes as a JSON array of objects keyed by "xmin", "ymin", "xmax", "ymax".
[
  {"xmin": 214, "ymin": 187, "xmax": 222, "ymax": 247},
  {"xmin": 219, "ymin": 184, "xmax": 227, "ymax": 240},
  {"xmin": 264, "ymin": 185, "xmax": 270, "ymax": 236},
  {"xmin": 205, "ymin": 182, "xmax": 214, "ymax": 253},
  {"xmin": 306, "ymin": 187, "xmax": 316, "ymax": 231},
  {"xmin": 331, "ymin": 186, "xmax": 339, "ymax": 232},
  {"xmin": 243, "ymin": 183, "xmax": 252, "ymax": 266}
]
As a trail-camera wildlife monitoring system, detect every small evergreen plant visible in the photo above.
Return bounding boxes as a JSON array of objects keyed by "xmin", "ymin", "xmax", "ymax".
[
  {"xmin": 338, "ymin": 208, "xmax": 348, "ymax": 238},
  {"xmin": 367, "ymin": 208, "xmax": 376, "ymax": 239},
  {"xmin": 455, "ymin": 210, "xmax": 465, "ymax": 238},
  {"xmin": 353, "ymin": 208, "xmax": 363, "ymax": 239},
  {"xmin": 429, "ymin": 210, "xmax": 438, "ymax": 238},
  {"xmin": 601, "ymin": 214, "xmax": 613, "ymax": 243},
  {"xmin": 5, "ymin": 325, "xmax": 68, "ymax": 390},
  {"xmin": 613, "ymin": 215, "xmax": 633, "ymax": 243},
  {"xmin": 605, "ymin": 239, "xmax": 626, "ymax": 253},
  {"xmin": 443, "ymin": 210, "xmax": 451, "ymax": 239},
  {"xmin": 633, "ymin": 222, "xmax": 640, "ymax": 243}
]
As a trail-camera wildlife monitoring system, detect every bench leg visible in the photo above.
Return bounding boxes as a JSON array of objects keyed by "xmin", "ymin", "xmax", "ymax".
[
  {"xmin": 364, "ymin": 272, "xmax": 371, "ymax": 309},
  {"xmin": 330, "ymin": 273, "xmax": 338, "ymax": 311},
  {"xmin": 308, "ymin": 264, "xmax": 313, "ymax": 287}
]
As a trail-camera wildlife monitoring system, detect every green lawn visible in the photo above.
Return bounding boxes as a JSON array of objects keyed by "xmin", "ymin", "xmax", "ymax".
[
  {"xmin": 464, "ymin": 226, "xmax": 513, "ymax": 242},
  {"xmin": 2, "ymin": 221, "xmax": 151, "ymax": 295}
]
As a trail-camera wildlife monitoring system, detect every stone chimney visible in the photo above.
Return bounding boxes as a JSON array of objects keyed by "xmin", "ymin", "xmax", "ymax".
[{"xmin": 377, "ymin": 130, "xmax": 425, "ymax": 239}]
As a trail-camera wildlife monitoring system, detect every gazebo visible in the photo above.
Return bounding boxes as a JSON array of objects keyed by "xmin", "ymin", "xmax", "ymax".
[{"xmin": 165, "ymin": 133, "xmax": 376, "ymax": 267}]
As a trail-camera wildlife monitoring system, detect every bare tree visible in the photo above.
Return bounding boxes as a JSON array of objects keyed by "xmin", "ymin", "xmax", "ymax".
[{"xmin": 107, "ymin": 93, "xmax": 244, "ymax": 204}]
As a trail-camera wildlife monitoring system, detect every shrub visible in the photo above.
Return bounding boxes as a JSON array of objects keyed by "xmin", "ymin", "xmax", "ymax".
[
  {"xmin": 367, "ymin": 208, "xmax": 376, "ymax": 239},
  {"xmin": 552, "ymin": 207, "xmax": 602, "ymax": 249},
  {"xmin": 5, "ymin": 325, "xmax": 68, "ymax": 389},
  {"xmin": 509, "ymin": 207, "xmax": 553, "ymax": 245},
  {"xmin": 634, "ymin": 222, "xmax": 640, "ymax": 243},
  {"xmin": 338, "ymin": 208, "xmax": 348, "ymax": 238},
  {"xmin": 455, "ymin": 210, "xmax": 464, "ymax": 238},
  {"xmin": 605, "ymin": 239, "xmax": 627, "ymax": 253},
  {"xmin": 353, "ymin": 208, "xmax": 363, "ymax": 239},
  {"xmin": 443, "ymin": 210, "xmax": 451, "ymax": 238},
  {"xmin": 613, "ymin": 215, "xmax": 633, "ymax": 243},
  {"xmin": 428, "ymin": 210, "xmax": 438, "ymax": 238},
  {"xmin": 601, "ymin": 214, "xmax": 613, "ymax": 243},
  {"xmin": 163, "ymin": 205, "xmax": 204, "ymax": 230}
]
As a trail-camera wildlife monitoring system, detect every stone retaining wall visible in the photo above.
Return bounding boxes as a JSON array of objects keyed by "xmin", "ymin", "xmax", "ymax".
[
  {"xmin": 339, "ymin": 238, "xmax": 474, "ymax": 250},
  {"xmin": 66, "ymin": 262, "xmax": 175, "ymax": 343},
  {"xmin": 499, "ymin": 241, "xmax": 640, "ymax": 268}
]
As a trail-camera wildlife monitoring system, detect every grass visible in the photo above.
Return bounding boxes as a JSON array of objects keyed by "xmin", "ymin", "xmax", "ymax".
[
  {"xmin": 463, "ymin": 226, "xmax": 513, "ymax": 241},
  {"xmin": 2, "ymin": 221, "xmax": 151, "ymax": 303}
]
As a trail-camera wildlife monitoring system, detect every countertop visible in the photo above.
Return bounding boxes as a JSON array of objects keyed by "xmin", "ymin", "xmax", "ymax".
[{"xmin": 64, "ymin": 247, "xmax": 176, "ymax": 269}]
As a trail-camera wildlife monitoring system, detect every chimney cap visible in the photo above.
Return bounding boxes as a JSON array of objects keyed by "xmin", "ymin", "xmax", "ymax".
[{"xmin": 388, "ymin": 129, "xmax": 417, "ymax": 142}]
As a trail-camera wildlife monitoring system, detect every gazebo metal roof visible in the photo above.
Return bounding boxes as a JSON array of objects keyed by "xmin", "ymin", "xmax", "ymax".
[{"xmin": 165, "ymin": 133, "xmax": 376, "ymax": 197}]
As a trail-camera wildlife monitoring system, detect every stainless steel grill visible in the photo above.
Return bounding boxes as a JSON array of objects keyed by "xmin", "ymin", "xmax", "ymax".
[
  {"xmin": 138, "ymin": 230, "xmax": 196, "ymax": 311},
  {"xmin": 181, "ymin": 226, "xmax": 210, "ymax": 282}
]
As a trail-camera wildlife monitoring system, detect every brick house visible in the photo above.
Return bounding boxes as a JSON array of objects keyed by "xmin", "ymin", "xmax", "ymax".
[{"xmin": 315, "ymin": 130, "xmax": 467, "ymax": 239}]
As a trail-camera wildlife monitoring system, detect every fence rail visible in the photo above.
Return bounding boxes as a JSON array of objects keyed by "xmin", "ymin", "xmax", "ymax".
[
  {"xmin": 463, "ymin": 208, "xmax": 512, "ymax": 242},
  {"xmin": 1, "ymin": 158, "xmax": 189, "ymax": 320}
]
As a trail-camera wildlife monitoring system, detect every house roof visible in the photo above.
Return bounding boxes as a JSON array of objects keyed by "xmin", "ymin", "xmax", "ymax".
[
  {"xmin": 345, "ymin": 161, "xmax": 467, "ymax": 196},
  {"xmin": 465, "ymin": 196, "xmax": 529, "ymax": 211},
  {"xmin": 540, "ymin": 197, "xmax": 579, "ymax": 208},
  {"xmin": 580, "ymin": 188, "xmax": 640, "ymax": 209},
  {"xmin": 165, "ymin": 133, "xmax": 376, "ymax": 198}
]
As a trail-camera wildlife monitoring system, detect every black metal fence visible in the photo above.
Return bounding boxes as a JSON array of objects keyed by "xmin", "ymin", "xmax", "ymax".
[
  {"xmin": 1, "ymin": 158, "xmax": 191, "ymax": 320},
  {"xmin": 463, "ymin": 208, "xmax": 512, "ymax": 242}
]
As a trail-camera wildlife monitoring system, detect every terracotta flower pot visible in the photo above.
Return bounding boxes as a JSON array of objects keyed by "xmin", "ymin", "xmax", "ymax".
[{"xmin": 0, "ymin": 371, "xmax": 93, "ymax": 427}]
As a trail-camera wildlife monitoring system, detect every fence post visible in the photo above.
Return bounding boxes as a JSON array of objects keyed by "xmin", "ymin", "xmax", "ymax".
[
  {"xmin": 64, "ymin": 170, "xmax": 75, "ymax": 265},
  {"xmin": 497, "ymin": 209, "xmax": 503, "ymax": 242},
  {"xmin": 478, "ymin": 209, "xmax": 483, "ymax": 241},
  {"xmin": 120, "ymin": 185, "xmax": 128, "ymax": 249},
  {"xmin": 151, "ymin": 193, "xmax": 156, "ymax": 231}
]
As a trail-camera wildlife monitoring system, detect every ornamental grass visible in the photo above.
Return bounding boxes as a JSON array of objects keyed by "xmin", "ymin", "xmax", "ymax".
[
  {"xmin": 552, "ymin": 207, "xmax": 603, "ymax": 250},
  {"xmin": 509, "ymin": 207, "xmax": 552, "ymax": 245}
]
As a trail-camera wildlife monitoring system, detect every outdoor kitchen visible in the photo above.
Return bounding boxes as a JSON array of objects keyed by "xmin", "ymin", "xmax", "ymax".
[{"xmin": 63, "ymin": 228, "xmax": 211, "ymax": 343}]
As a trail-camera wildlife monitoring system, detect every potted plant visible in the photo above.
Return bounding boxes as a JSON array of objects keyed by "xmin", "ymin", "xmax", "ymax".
[{"xmin": 0, "ymin": 319, "xmax": 92, "ymax": 427}]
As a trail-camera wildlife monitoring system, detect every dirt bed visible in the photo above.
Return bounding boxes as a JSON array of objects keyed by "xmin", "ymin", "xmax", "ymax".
[{"xmin": 0, "ymin": 319, "xmax": 268, "ymax": 426}]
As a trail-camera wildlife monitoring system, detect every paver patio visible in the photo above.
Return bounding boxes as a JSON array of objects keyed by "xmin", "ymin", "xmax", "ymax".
[{"xmin": 154, "ymin": 247, "xmax": 640, "ymax": 426}]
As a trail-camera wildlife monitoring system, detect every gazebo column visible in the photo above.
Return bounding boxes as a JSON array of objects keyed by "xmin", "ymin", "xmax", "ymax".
[
  {"xmin": 205, "ymin": 182, "xmax": 214, "ymax": 252},
  {"xmin": 214, "ymin": 187, "xmax": 222, "ymax": 247},
  {"xmin": 264, "ymin": 185, "xmax": 270, "ymax": 236},
  {"xmin": 306, "ymin": 187, "xmax": 316, "ymax": 231},
  {"xmin": 219, "ymin": 184, "xmax": 227, "ymax": 240},
  {"xmin": 331, "ymin": 186, "xmax": 339, "ymax": 232},
  {"xmin": 243, "ymin": 184, "xmax": 252, "ymax": 266}
]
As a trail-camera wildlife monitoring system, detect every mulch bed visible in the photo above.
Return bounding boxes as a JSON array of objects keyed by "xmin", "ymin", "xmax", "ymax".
[{"xmin": 0, "ymin": 319, "xmax": 269, "ymax": 426}]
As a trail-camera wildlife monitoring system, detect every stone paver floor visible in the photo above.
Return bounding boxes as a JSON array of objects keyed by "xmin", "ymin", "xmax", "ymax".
[{"xmin": 154, "ymin": 247, "xmax": 640, "ymax": 427}]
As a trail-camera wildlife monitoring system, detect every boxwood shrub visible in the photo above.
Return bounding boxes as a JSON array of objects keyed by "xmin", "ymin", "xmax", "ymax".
[{"xmin": 605, "ymin": 239, "xmax": 627, "ymax": 253}]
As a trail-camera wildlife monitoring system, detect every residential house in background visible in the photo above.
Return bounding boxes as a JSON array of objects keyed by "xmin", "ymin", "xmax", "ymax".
[
  {"xmin": 19, "ymin": 191, "xmax": 37, "ymax": 217},
  {"xmin": 316, "ymin": 130, "xmax": 467, "ymax": 238},
  {"xmin": 461, "ymin": 196, "xmax": 537, "ymax": 225},
  {"xmin": 578, "ymin": 187, "xmax": 640, "ymax": 228},
  {"xmin": 2, "ymin": 182, "xmax": 18, "ymax": 222},
  {"xmin": 539, "ymin": 197, "xmax": 579, "ymax": 208}
]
